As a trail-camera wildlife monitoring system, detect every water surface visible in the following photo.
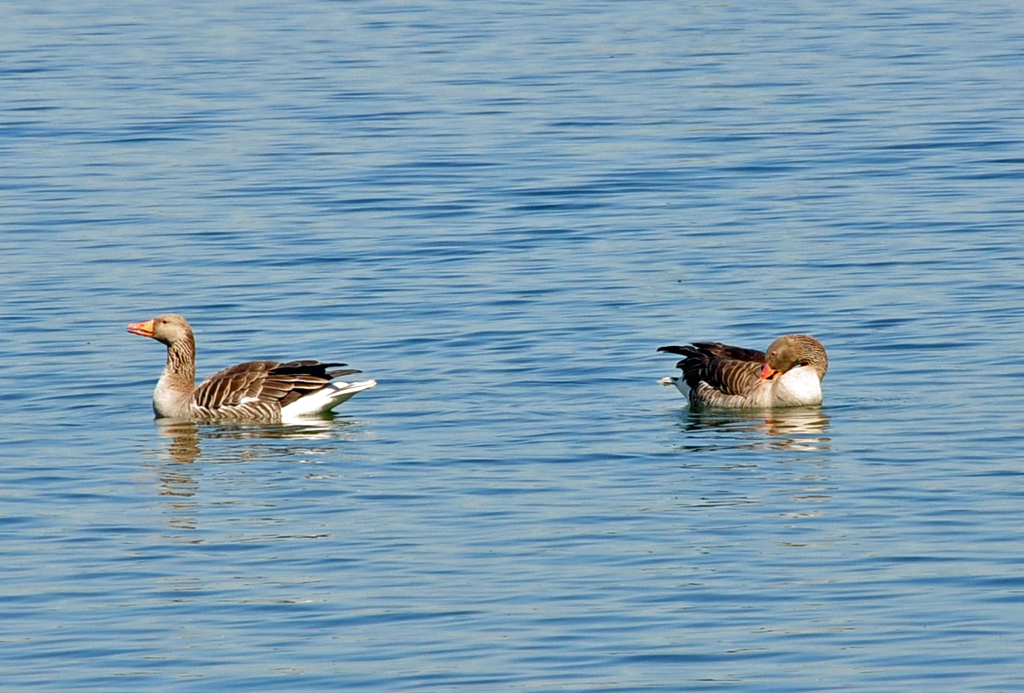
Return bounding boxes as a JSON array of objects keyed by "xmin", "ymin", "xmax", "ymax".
[{"xmin": 3, "ymin": 1, "xmax": 1024, "ymax": 691}]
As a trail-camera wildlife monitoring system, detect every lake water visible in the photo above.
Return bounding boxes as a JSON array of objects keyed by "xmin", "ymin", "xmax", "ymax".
[{"xmin": 3, "ymin": 0, "xmax": 1024, "ymax": 690}]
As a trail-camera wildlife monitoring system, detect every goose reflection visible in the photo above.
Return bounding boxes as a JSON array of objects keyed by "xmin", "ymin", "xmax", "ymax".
[
  {"xmin": 672, "ymin": 406, "xmax": 831, "ymax": 452},
  {"xmin": 151, "ymin": 418, "xmax": 363, "ymax": 502},
  {"xmin": 155, "ymin": 417, "xmax": 355, "ymax": 463}
]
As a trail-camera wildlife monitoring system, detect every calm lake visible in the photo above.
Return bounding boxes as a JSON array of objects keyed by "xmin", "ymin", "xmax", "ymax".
[{"xmin": 3, "ymin": 1, "xmax": 1024, "ymax": 691}]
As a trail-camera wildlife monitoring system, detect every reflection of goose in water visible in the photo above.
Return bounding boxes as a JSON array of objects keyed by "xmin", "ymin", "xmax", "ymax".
[
  {"xmin": 128, "ymin": 313, "xmax": 376, "ymax": 422},
  {"xmin": 155, "ymin": 418, "xmax": 361, "ymax": 465},
  {"xmin": 658, "ymin": 335, "xmax": 828, "ymax": 408},
  {"xmin": 672, "ymin": 406, "xmax": 831, "ymax": 453},
  {"xmin": 151, "ymin": 419, "xmax": 365, "ymax": 532}
]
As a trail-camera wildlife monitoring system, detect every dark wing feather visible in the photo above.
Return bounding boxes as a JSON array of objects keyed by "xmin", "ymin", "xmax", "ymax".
[
  {"xmin": 658, "ymin": 342, "xmax": 765, "ymax": 396},
  {"xmin": 263, "ymin": 360, "xmax": 361, "ymax": 408},
  {"xmin": 273, "ymin": 360, "xmax": 362, "ymax": 380},
  {"xmin": 690, "ymin": 342, "xmax": 765, "ymax": 363}
]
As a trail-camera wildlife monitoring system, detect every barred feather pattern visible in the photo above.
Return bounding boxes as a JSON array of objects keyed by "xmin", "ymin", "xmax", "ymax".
[{"xmin": 658, "ymin": 342, "xmax": 765, "ymax": 404}]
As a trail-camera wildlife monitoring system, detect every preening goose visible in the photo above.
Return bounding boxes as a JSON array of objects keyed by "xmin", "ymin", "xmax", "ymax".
[
  {"xmin": 127, "ymin": 313, "xmax": 376, "ymax": 422},
  {"xmin": 658, "ymin": 334, "xmax": 827, "ymax": 408}
]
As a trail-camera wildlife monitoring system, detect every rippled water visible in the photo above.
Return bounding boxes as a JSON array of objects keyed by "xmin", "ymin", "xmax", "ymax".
[{"xmin": 3, "ymin": 1, "xmax": 1024, "ymax": 691}]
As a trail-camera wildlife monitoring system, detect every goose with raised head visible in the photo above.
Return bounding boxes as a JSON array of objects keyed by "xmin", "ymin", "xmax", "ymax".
[
  {"xmin": 127, "ymin": 313, "xmax": 376, "ymax": 422},
  {"xmin": 658, "ymin": 334, "xmax": 828, "ymax": 408}
]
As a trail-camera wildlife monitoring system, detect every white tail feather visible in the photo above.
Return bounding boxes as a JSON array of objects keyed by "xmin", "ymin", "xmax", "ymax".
[{"xmin": 280, "ymin": 379, "xmax": 377, "ymax": 422}]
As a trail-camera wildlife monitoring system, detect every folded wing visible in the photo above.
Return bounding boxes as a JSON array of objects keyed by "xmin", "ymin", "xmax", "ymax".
[
  {"xmin": 657, "ymin": 342, "xmax": 764, "ymax": 398},
  {"xmin": 192, "ymin": 360, "xmax": 362, "ymax": 419}
]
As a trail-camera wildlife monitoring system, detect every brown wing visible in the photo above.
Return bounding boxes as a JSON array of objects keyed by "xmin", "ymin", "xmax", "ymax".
[
  {"xmin": 658, "ymin": 342, "xmax": 764, "ymax": 396},
  {"xmin": 192, "ymin": 360, "xmax": 361, "ymax": 413},
  {"xmin": 263, "ymin": 360, "xmax": 361, "ymax": 407},
  {"xmin": 688, "ymin": 356, "xmax": 762, "ymax": 396},
  {"xmin": 191, "ymin": 360, "xmax": 278, "ymax": 411}
]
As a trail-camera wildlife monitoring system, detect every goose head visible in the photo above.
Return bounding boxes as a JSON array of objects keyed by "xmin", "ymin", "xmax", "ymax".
[
  {"xmin": 127, "ymin": 313, "xmax": 193, "ymax": 347},
  {"xmin": 759, "ymin": 334, "xmax": 828, "ymax": 381}
]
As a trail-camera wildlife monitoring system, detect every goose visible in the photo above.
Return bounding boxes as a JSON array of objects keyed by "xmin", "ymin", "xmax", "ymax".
[
  {"xmin": 127, "ymin": 313, "xmax": 376, "ymax": 422},
  {"xmin": 658, "ymin": 334, "xmax": 827, "ymax": 408}
]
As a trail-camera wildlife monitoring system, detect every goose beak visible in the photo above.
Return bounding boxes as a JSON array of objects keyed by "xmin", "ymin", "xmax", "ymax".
[
  {"xmin": 127, "ymin": 319, "xmax": 155, "ymax": 338},
  {"xmin": 759, "ymin": 362, "xmax": 780, "ymax": 380}
]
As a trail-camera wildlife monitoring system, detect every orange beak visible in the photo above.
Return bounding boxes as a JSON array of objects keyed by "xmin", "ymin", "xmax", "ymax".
[
  {"xmin": 127, "ymin": 319, "xmax": 155, "ymax": 338},
  {"xmin": 759, "ymin": 362, "xmax": 780, "ymax": 380}
]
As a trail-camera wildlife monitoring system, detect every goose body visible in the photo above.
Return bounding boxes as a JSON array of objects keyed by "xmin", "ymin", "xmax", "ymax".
[
  {"xmin": 658, "ymin": 334, "xmax": 827, "ymax": 408},
  {"xmin": 128, "ymin": 314, "xmax": 376, "ymax": 422}
]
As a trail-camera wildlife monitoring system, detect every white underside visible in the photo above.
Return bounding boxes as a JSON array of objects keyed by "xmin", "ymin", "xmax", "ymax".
[
  {"xmin": 280, "ymin": 379, "xmax": 377, "ymax": 423},
  {"xmin": 770, "ymin": 366, "xmax": 822, "ymax": 407}
]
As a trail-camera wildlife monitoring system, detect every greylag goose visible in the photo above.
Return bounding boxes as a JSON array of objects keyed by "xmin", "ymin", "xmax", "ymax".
[
  {"xmin": 658, "ymin": 334, "xmax": 827, "ymax": 408},
  {"xmin": 127, "ymin": 313, "xmax": 376, "ymax": 422}
]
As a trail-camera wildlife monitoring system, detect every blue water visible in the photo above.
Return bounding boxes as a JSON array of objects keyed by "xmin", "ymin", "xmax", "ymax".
[{"xmin": 3, "ymin": 1, "xmax": 1024, "ymax": 691}]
